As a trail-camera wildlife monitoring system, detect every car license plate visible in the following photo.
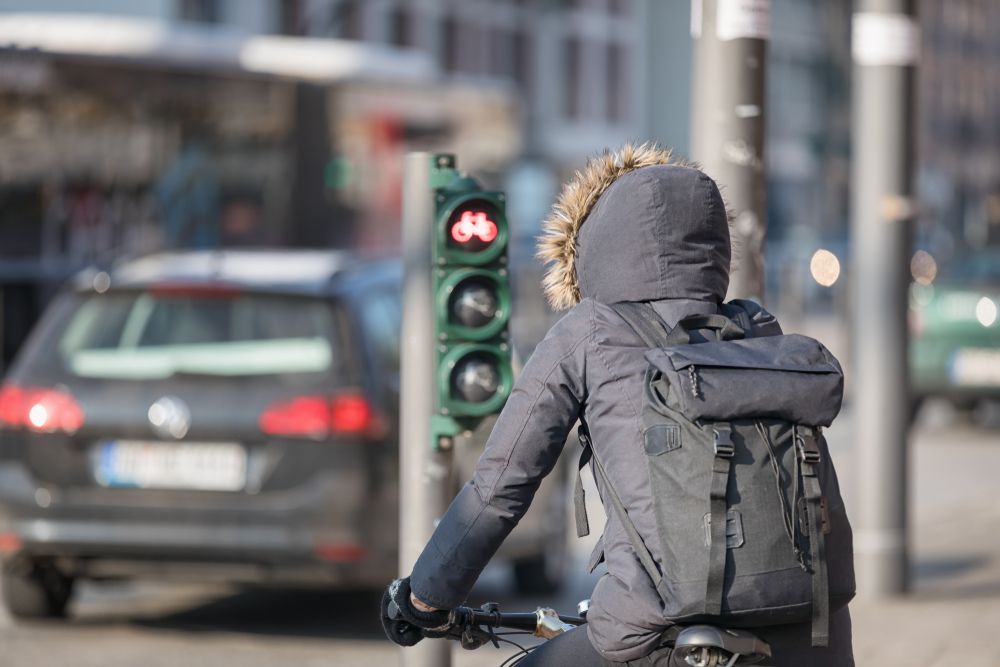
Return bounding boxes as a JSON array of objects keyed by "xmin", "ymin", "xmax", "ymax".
[
  {"xmin": 949, "ymin": 348, "xmax": 1000, "ymax": 387},
  {"xmin": 94, "ymin": 440, "xmax": 247, "ymax": 491}
]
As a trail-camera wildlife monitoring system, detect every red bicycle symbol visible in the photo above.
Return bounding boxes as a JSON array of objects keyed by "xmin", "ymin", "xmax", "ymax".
[{"xmin": 451, "ymin": 211, "xmax": 498, "ymax": 244}]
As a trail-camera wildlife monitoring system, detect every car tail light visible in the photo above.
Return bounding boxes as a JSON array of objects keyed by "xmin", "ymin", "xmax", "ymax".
[
  {"xmin": 0, "ymin": 383, "xmax": 85, "ymax": 434},
  {"xmin": 313, "ymin": 541, "xmax": 369, "ymax": 562},
  {"xmin": 259, "ymin": 392, "xmax": 381, "ymax": 440},
  {"xmin": 0, "ymin": 531, "xmax": 22, "ymax": 554},
  {"xmin": 330, "ymin": 394, "xmax": 374, "ymax": 432}
]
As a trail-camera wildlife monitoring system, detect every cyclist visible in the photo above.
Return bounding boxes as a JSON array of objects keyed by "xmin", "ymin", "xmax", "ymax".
[{"xmin": 382, "ymin": 144, "xmax": 854, "ymax": 666}]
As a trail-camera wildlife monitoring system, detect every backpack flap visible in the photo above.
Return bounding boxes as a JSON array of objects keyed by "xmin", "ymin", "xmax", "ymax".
[{"xmin": 644, "ymin": 334, "xmax": 844, "ymax": 427}]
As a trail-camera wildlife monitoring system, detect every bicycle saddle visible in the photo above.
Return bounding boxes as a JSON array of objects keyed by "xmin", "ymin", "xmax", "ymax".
[{"xmin": 674, "ymin": 625, "xmax": 771, "ymax": 665}]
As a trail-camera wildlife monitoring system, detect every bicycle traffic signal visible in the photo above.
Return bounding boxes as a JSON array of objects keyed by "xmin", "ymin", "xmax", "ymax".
[{"xmin": 429, "ymin": 155, "xmax": 512, "ymax": 445}]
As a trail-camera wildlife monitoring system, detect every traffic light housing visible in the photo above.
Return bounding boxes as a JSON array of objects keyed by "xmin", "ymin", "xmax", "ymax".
[{"xmin": 430, "ymin": 155, "xmax": 512, "ymax": 447}]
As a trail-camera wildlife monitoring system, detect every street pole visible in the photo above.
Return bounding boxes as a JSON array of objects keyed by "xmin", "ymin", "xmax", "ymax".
[
  {"xmin": 850, "ymin": 1, "xmax": 917, "ymax": 596},
  {"xmin": 689, "ymin": 0, "xmax": 769, "ymax": 301},
  {"xmin": 399, "ymin": 152, "xmax": 453, "ymax": 667}
]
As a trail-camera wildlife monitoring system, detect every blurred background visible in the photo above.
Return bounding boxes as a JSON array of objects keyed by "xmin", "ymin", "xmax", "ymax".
[{"xmin": 0, "ymin": 1, "xmax": 997, "ymax": 666}]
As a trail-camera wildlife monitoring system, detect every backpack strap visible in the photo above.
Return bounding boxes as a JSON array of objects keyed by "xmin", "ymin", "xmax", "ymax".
[
  {"xmin": 609, "ymin": 302, "xmax": 670, "ymax": 347},
  {"xmin": 577, "ymin": 422, "xmax": 662, "ymax": 588},
  {"xmin": 719, "ymin": 301, "xmax": 756, "ymax": 339},
  {"xmin": 573, "ymin": 302, "xmax": 669, "ymax": 539},
  {"xmin": 573, "ymin": 433, "xmax": 593, "ymax": 538},
  {"xmin": 705, "ymin": 423, "xmax": 735, "ymax": 616},
  {"xmin": 663, "ymin": 314, "xmax": 745, "ymax": 346},
  {"xmin": 796, "ymin": 426, "xmax": 830, "ymax": 647}
]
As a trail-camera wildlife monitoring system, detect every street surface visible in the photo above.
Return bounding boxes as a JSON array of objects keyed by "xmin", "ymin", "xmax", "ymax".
[{"xmin": 3, "ymin": 403, "xmax": 1000, "ymax": 667}]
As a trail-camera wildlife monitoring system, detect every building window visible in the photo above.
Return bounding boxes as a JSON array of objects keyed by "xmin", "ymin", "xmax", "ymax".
[
  {"xmin": 280, "ymin": 0, "xmax": 305, "ymax": 36},
  {"xmin": 179, "ymin": 0, "xmax": 220, "ymax": 23},
  {"xmin": 512, "ymin": 29, "xmax": 532, "ymax": 90},
  {"xmin": 490, "ymin": 28, "xmax": 509, "ymax": 77},
  {"xmin": 609, "ymin": 0, "xmax": 631, "ymax": 15},
  {"xmin": 564, "ymin": 37, "xmax": 582, "ymax": 119},
  {"xmin": 442, "ymin": 17, "xmax": 460, "ymax": 72},
  {"xmin": 391, "ymin": 8, "xmax": 414, "ymax": 47},
  {"xmin": 606, "ymin": 42, "xmax": 628, "ymax": 122},
  {"xmin": 336, "ymin": 1, "xmax": 363, "ymax": 40}
]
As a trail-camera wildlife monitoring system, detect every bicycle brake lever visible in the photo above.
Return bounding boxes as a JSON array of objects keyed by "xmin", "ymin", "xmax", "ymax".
[{"xmin": 459, "ymin": 625, "xmax": 491, "ymax": 650}]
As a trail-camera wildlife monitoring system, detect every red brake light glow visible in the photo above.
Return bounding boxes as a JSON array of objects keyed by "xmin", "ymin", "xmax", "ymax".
[
  {"xmin": 330, "ymin": 394, "xmax": 373, "ymax": 432},
  {"xmin": 258, "ymin": 396, "xmax": 330, "ymax": 438},
  {"xmin": 451, "ymin": 211, "xmax": 498, "ymax": 244},
  {"xmin": 259, "ymin": 392, "xmax": 380, "ymax": 440},
  {"xmin": 313, "ymin": 541, "xmax": 369, "ymax": 562},
  {"xmin": 0, "ymin": 532, "xmax": 22, "ymax": 554},
  {"xmin": 0, "ymin": 383, "xmax": 85, "ymax": 434}
]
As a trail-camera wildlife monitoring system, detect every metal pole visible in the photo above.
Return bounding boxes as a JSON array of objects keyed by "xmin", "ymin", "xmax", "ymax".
[
  {"xmin": 399, "ymin": 153, "xmax": 452, "ymax": 667},
  {"xmin": 689, "ymin": 0, "xmax": 769, "ymax": 301},
  {"xmin": 850, "ymin": 1, "xmax": 916, "ymax": 596}
]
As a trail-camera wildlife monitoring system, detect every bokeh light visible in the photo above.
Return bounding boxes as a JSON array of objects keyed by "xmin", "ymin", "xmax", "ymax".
[
  {"xmin": 93, "ymin": 271, "xmax": 111, "ymax": 293},
  {"xmin": 810, "ymin": 249, "xmax": 841, "ymax": 287},
  {"xmin": 910, "ymin": 282, "xmax": 934, "ymax": 308},
  {"xmin": 323, "ymin": 157, "xmax": 353, "ymax": 190},
  {"xmin": 911, "ymin": 250, "xmax": 937, "ymax": 286},
  {"xmin": 976, "ymin": 296, "xmax": 997, "ymax": 327}
]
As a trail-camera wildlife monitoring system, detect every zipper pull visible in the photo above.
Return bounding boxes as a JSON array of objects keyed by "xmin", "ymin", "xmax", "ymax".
[{"xmin": 688, "ymin": 366, "xmax": 700, "ymax": 398}]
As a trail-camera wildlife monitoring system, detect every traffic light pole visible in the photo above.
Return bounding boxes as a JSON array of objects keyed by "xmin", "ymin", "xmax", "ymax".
[
  {"xmin": 399, "ymin": 152, "xmax": 453, "ymax": 667},
  {"xmin": 851, "ymin": 1, "xmax": 916, "ymax": 596},
  {"xmin": 689, "ymin": 0, "xmax": 769, "ymax": 301}
]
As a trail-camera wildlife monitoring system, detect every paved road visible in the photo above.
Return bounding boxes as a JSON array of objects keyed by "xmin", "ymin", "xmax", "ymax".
[
  {"xmin": 0, "ymin": 560, "xmax": 601, "ymax": 667},
  {"xmin": 3, "ymin": 405, "xmax": 1000, "ymax": 666}
]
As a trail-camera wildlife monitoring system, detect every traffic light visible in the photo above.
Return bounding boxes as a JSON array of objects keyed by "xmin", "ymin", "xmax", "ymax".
[{"xmin": 429, "ymin": 155, "xmax": 512, "ymax": 448}]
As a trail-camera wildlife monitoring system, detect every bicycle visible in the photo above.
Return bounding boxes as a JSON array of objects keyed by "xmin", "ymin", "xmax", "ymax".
[{"xmin": 387, "ymin": 598, "xmax": 773, "ymax": 667}]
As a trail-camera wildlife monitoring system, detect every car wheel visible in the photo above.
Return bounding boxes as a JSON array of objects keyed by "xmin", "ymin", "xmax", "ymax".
[
  {"xmin": 2, "ymin": 562, "xmax": 73, "ymax": 619},
  {"xmin": 513, "ymin": 533, "xmax": 566, "ymax": 595}
]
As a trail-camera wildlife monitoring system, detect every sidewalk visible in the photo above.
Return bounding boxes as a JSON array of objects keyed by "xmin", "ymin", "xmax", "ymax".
[
  {"xmin": 851, "ymin": 499, "xmax": 1000, "ymax": 666},
  {"xmin": 828, "ymin": 410, "xmax": 1000, "ymax": 666}
]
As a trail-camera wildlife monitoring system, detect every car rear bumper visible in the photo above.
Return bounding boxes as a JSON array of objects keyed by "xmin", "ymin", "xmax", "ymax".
[{"xmin": 0, "ymin": 460, "xmax": 396, "ymax": 587}]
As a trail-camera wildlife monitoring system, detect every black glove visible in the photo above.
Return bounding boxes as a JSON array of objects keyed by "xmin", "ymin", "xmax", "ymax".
[
  {"xmin": 380, "ymin": 580, "xmax": 424, "ymax": 646},
  {"xmin": 380, "ymin": 577, "xmax": 453, "ymax": 647}
]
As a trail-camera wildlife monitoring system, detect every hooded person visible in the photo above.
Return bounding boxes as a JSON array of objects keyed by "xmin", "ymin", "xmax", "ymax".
[{"xmin": 381, "ymin": 144, "xmax": 854, "ymax": 666}]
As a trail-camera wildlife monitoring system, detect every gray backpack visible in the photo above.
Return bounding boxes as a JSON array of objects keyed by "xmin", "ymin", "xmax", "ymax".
[{"xmin": 574, "ymin": 301, "xmax": 855, "ymax": 647}]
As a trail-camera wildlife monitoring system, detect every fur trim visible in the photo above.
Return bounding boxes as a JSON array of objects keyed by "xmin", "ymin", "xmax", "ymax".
[{"xmin": 536, "ymin": 142, "xmax": 692, "ymax": 311}]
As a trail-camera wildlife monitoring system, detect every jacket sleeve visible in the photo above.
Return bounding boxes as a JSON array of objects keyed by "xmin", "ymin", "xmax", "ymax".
[{"xmin": 409, "ymin": 304, "xmax": 590, "ymax": 610}]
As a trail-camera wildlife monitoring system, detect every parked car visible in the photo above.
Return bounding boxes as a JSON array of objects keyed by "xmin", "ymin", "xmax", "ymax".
[
  {"xmin": 0, "ymin": 250, "xmax": 566, "ymax": 619},
  {"xmin": 910, "ymin": 249, "xmax": 1000, "ymax": 411}
]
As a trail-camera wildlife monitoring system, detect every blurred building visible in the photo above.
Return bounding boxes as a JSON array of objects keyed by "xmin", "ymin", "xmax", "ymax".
[
  {"xmin": 0, "ymin": 0, "xmax": 698, "ymax": 362},
  {"xmin": 0, "ymin": 11, "xmax": 522, "ymax": 367},
  {"xmin": 915, "ymin": 0, "xmax": 1000, "ymax": 266},
  {"xmin": 764, "ymin": 0, "xmax": 852, "ymax": 321}
]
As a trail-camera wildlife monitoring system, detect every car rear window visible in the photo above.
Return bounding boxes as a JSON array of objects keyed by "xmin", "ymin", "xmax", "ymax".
[{"xmin": 52, "ymin": 290, "xmax": 337, "ymax": 380}]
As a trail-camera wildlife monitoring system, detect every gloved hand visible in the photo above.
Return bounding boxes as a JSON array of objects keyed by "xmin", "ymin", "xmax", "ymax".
[{"xmin": 380, "ymin": 577, "xmax": 452, "ymax": 647}]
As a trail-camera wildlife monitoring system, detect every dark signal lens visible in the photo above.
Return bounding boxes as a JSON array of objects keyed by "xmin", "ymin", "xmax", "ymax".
[
  {"xmin": 447, "ymin": 201, "xmax": 502, "ymax": 254},
  {"xmin": 451, "ymin": 355, "xmax": 500, "ymax": 404},
  {"xmin": 449, "ymin": 279, "xmax": 498, "ymax": 329}
]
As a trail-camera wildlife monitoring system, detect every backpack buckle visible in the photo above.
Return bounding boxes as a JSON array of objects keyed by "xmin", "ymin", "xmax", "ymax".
[
  {"xmin": 713, "ymin": 428, "xmax": 734, "ymax": 458},
  {"xmin": 797, "ymin": 432, "xmax": 821, "ymax": 465}
]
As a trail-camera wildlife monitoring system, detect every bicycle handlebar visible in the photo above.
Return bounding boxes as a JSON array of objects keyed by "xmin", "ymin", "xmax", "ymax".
[
  {"xmin": 387, "ymin": 600, "xmax": 586, "ymax": 649},
  {"xmin": 453, "ymin": 605, "xmax": 586, "ymax": 632}
]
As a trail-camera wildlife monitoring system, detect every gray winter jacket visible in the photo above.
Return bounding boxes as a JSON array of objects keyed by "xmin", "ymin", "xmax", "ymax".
[{"xmin": 410, "ymin": 149, "xmax": 854, "ymax": 665}]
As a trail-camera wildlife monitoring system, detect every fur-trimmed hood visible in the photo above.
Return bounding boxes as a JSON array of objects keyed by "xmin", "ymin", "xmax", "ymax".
[{"xmin": 537, "ymin": 143, "xmax": 732, "ymax": 310}]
